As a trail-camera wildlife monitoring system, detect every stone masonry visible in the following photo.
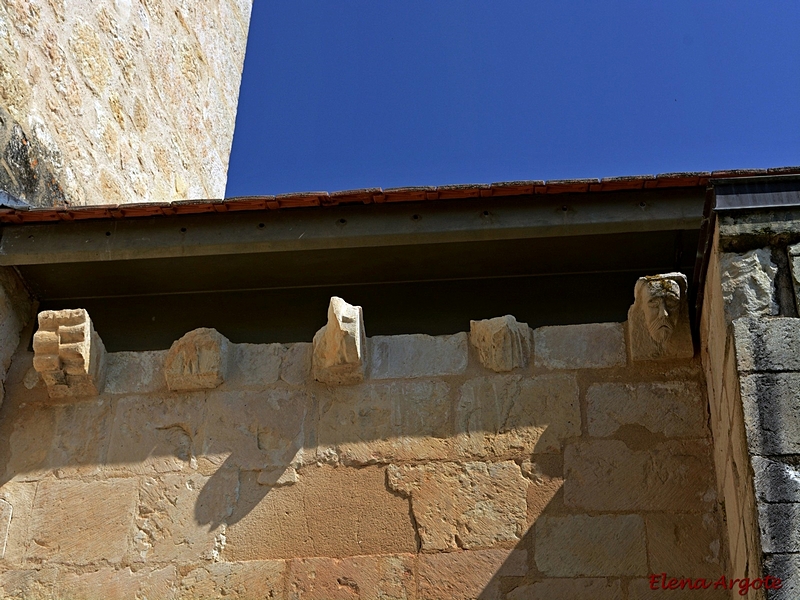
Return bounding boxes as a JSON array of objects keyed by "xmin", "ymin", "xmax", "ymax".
[
  {"xmin": 0, "ymin": 296, "xmax": 727, "ymax": 599},
  {"xmin": 0, "ymin": 0, "xmax": 252, "ymax": 206}
]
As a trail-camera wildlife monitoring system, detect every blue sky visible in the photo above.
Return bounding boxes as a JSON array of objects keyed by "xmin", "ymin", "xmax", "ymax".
[{"xmin": 225, "ymin": 1, "xmax": 800, "ymax": 197}]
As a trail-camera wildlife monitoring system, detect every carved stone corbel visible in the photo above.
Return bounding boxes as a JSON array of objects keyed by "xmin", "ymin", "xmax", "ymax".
[
  {"xmin": 627, "ymin": 272, "xmax": 693, "ymax": 361},
  {"xmin": 312, "ymin": 296, "xmax": 366, "ymax": 385},
  {"xmin": 164, "ymin": 328, "xmax": 230, "ymax": 391},
  {"xmin": 469, "ymin": 315, "xmax": 531, "ymax": 372},
  {"xmin": 32, "ymin": 309, "xmax": 107, "ymax": 399}
]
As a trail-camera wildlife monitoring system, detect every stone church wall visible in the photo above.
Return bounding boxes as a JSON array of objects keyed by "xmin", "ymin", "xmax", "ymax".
[
  {"xmin": 0, "ymin": 305, "xmax": 727, "ymax": 599},
  {"xmin": 0, "ymin": 0, "xmax": 252, "ymax": 207}
]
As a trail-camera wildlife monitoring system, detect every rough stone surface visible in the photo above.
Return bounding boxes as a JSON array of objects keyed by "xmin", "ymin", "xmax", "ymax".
[
  {"xmin": 469, "ymin": 315, "xmax": 531, "ymax": 372},
  {"xmin": 313, "ymin": 297, "xmax": 366, "ymax": 385},
  {"xmin": 752, "ymin": 456, "xmax": 800, "ymax": 503},
  {"xmin": 628, "ymin": 272, "xmax": 694, "ymax": 361},
  {"xmin": 180, "ymin": 560, "xmax": 285, "ymax": 599},
  {"xmin": 645, "ymin": 513, "xmax": 723, "ymax": 578},
  {"xmin": 104, "ymin": 350, "xmax": 168, "ymax": 395},
  {"xmin": 226, "ymin": 343, "xmax": 282, "ymax": 389},
  {"xmin": 0, "ymin": 268, "xmax": 32, "ymax": 407},
  {"xmin": 534, "ymin": 322, "xmax": 626, "ymax": 369},
  {"xmin": 26, "ymin": 478, "xmax": 138, "ymax": 564},
  {"xmin": 281, "ymin": 342, "xmax": 312, "ymax": 386},
  {"xmin": 758, "ymin": 503, "xmax": 800, "ymax": 553},
  {"xmin": 287, "ymin": 554, "xmax": 415, "ymax": 600},
  {"xmin": 535, "ymin": 514, "xmax": 648, "ymax": 576},
  {"xmin": 587, "ymin": 381, "xmax": 707, "ymax": 438},
  {"xmin": 720, "ymin": 249, "xmax": 778, "ymax": 321},
  {"xmin": 106, "ymin": 393, "xmax": 206, "ymax": 474},
  {"xmin": 318, "ymin": 380, "xmax": 452, "ymax": 465},
  {"xmin": 508, "ymin": 579, "xmax": 622, "ymax": 600},
  {"xmin": 733, "ymin": 317, "xmax": 800, "ymax": 372},
  {"xmin": 740, "ymin": 373, "xmax": 800, "ymax": 455},
  {"xmin": 387, "ymin": 460, "xmax": 529, "ymax": 551},
  {"xmin": 564, "ymin": 440, "xmax": 715, "ymax": 511},
  {"xmin": 0, "ymin": 498, "xmax": 11, "ymax": 558},
  {"xmin": 0, "ymin": 0, "xmax": 252, "ymax": 205},
  {"xmin": 456, "ymin": 374, "xmax": 580, "ymax": 457},
  {"xmin": 56, "ymin": 567, "xmax": 177, "ymax": 600},
  {"xmin": 788, "ymin": 242, "xmax": 800, "ymax": 316},
  {"xmin": 369, "ymin": 333, "xmax": 468, "ymax": 379},
  {"xmin": 223, "ymin": 466, "xmax": 417, "ymax": 560},
  {"xmin": 417, "ymin": 549, "xmax": 527, "ymax": 600},
  {"xmin": 32, "ymin": 308, "xmax": 107, "ymax": 399},
  {"xmin": 763, "ymin": 553, "xmax": 800, "ymax": 600},
  {"xmin": 164, "ymin": 328, "xmax": 230, "ymax": 391}
]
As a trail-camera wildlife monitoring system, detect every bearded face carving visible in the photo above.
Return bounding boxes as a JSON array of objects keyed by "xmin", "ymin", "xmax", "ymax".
[{"xmin": 628, "ymin": 273, "xmax": 693, "ymax": 361}]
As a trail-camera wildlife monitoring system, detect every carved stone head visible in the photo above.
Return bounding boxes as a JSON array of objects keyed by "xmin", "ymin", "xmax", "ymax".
[{"xmin": 628, "ymin": 272, "xmax": 693, "ymax": 361}]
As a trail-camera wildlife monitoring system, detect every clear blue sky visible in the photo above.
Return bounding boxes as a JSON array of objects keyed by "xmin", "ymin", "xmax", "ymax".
[{"xmin": 225, "ymin": 1, "xmax": 800, "ymax": 197}]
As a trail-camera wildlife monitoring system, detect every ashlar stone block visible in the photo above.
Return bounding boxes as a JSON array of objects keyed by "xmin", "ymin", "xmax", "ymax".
[
  {"xmin": 587, "ymin": 381, "xmax": 707, "ymax": 437},
  {"xmin": 180, "ymin": 561, "xmax": 285, "ymax": 600},
  {"xmin": 0, "ymin": 498, "xmax": 11, "ymax": 559},
  {"xmin": 740, "ymin": 373, "xmax": 800, "ymax": 455},
  {"xmin": 387, "ymin": 460, "xmax": 529, "ymax": 551},
  {"xmin": 418, "ymin": 549, "xmax": 527, "ymax": 600},
  {"xmin": 368, "ymin": 333, "xmax": 468, "ymax": 379},
  {"xmin": 455, "ymin": 374, "xmax": 580, "ymax": 457},
  {"xmin": 752, "ymin": 456, "xmax": 800, "ymax": 503},
  {"xmin": 469, "ymin": 315, "xmax": 531, "ymax": 372},
  {"xmin": 758, "ymin": 502, "xmax": 800, "ymax": 553},
  {"xmin": 312, "ymin": 296, "xmax": 366, "ymax": 385},
  {"xmin": 788, "ymin": 242, "xmax": 800, "ymax": 315},
  {"xmin": 32, "ymin": 308, "xmax": 107, "ymax": 399},
  {"xmin": 733, "ymin": 317, "xmax": 800, "ymax": 373},
  {"xmin": 627, "ymin": 272, "xmax": 694, "ymax": 361},
  {"xmin": 534, "ymin": 322, "xmax": 626, "ymax": 369},
  {"xmin": 535, "ymin": 514, "xmax": 648, "ymax": 577},
  {"xmin": 720, "ymin": 248, "xmax": 778, "ymax": 321},
  {"xmin": 645, "ymin": 513, "xmax": 723, "ymax": 578},
  {"xmin": 564, "ymin": 440, "xmax": 715, "ymax": 512},
  {"xmin": 164, "ymin": 328, "xmax": 230, "ymax": 391}
]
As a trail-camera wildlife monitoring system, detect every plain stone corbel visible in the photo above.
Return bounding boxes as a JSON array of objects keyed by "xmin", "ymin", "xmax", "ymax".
[
  {"xmin": 32, "ymin": 308, "xmax": 107, "ymax": 399},
  {"xmin": 164, "ymin": 328, "xmax": 230, "ymax": 391},
  {"xmin": 469, "ymin": 315, "xmax": 531, "ymax": 372},
  {"xmin": 312, "ymin": 296, "xmax": 366, "ymax": 385}
]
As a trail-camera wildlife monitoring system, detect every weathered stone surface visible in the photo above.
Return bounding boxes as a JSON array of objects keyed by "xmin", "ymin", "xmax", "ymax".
[
  {"xmin": 456, "ymin": 374, "xmax": 580, "ymax": 457},
  {"xmin": 628, "ymin": 272, "xmax": 694, "ymax": 361},
  {"xmin": 204, "ymin": 389, "xmax": 312, "ymax": 471},
  {"xmin": 586, "ymin": 381, "xmax": 707, "ymax": 437},
  {"xmin": 387, "ymin": 460, "xmax": 529, "ymax": 551},
  {"xmin": 740, "ymin": 373, "xmax": 800, "ymax": 455},
  {"xmin": 564, "ymin": 440, "xmax": 715, "ymax": 511},
  {"xmin": 763, "ymin": 553, "xmax": 800, "ymax": 600},
  {"xmin": 281, "ymin": 342, "xmax": 312, "ymax": 386},
  {"xmin": 223, "ymin": 466, "xmax": 417, "ymax": 560},
  {"xmin": 759, "ymin": 503, "xmax": 800, "ymax": 553},
  {"xmin": 369, "ymin": 333, "xmax": 468, "ymax": 379},
  {"xmin": 164, "ymin": 328, "xmax": 230, "ymax": 391},
  {"xmin": 224, "ymin": 343, "xmax": 282, "ymax": 389},
  {"xmin": 313, "ymin": 297, "xmax": 366, "ymax": 385},
  {"xmin": 720, "ymin": 248, "xmax": 778, "ymax": 321},
  {"xmin": 180, "ymin": 561, "xmax": 285, "ymax": 599},
  {"xmin": 523, "ymin": 455, "xmax": 564, "ymax": 523},
  {"xmin": 32, "ymin": 308, "xmax": 107, "ymax": 399},
  {"xmin": 317, "ymin": 380, "xmax": 452, "ymax": 465},
  {"xmin": 56, "ymin": 567, "xmax": 177, "ymax": 600},
  {"xmin": 627, "ymin": 579, "xmax": 731, "ymax": 599},
  {"xmin": 0, "ymin": 498, "xmax": 11, "ymax": 558},
  {"xmin": 645, "ymin": 513, "xmax": 723, "ymax": 578},
  {"xmin": 4, "ymin": 399, "xmax": 112, "ymax": 481},
  {"xmin": 131, "ymin": 473, "xmax": 237, "ymax": 564},
  {"xmin": 752, "ymin": 456, "xmax": 800, "ymax": 502},
  {"xmin": 288, "ymin": 554, "xmax": 416, "ymax": 600},
  {"xmin": 533, "ymin": 322, "xmax": 626, "ymax": 369},
  {"xmin": 418, "ymin": 549, "xmax": 527, "ymax": 600},
  {"xmin": 0, "ymin": 567, "xmax": 59, "ymax": 600},
  {"xmin": 0, "ymin": 267, "xmax": 33, "ymax": 408},
  {"xmin": 733, "ymin": 317, "xmax": 800, "ymax": 372},
  {"xmin": 105, "ymin": 350, "xmax": 168, "ymax": 395},
  {"xmin": 535, "ymin": 514, "xmax": 648, "ymax": 577},
  {"xmin": 508, "ymin": 578, "xmax": 622, "ymax": 600},
  {"xmin": 26, "ymin": 478, "xmax": 138, "ymax": 564},
  {"xmin": 788, "ymin": 242, "xmax": 800, "ymax": 316},
  {"xmin": 106, "ymin": 393, "xmax": 207, "ymax": 474},
  {"xmin": 469, "ymin": 315, "xmax": 531, "ymax": 372}
]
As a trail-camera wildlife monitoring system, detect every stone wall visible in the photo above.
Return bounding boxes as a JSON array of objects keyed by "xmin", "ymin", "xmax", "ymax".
[
  {"xmin": 701, "ymin": 230, "xmax": 800, "ymax": 600},
  {"xmin": 0, "ymin": 305, "xmax": 726, "ymax": 599},
  {"xmin": 0, "ymin": 0, "xmax": 252, "ymax": 207}
]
